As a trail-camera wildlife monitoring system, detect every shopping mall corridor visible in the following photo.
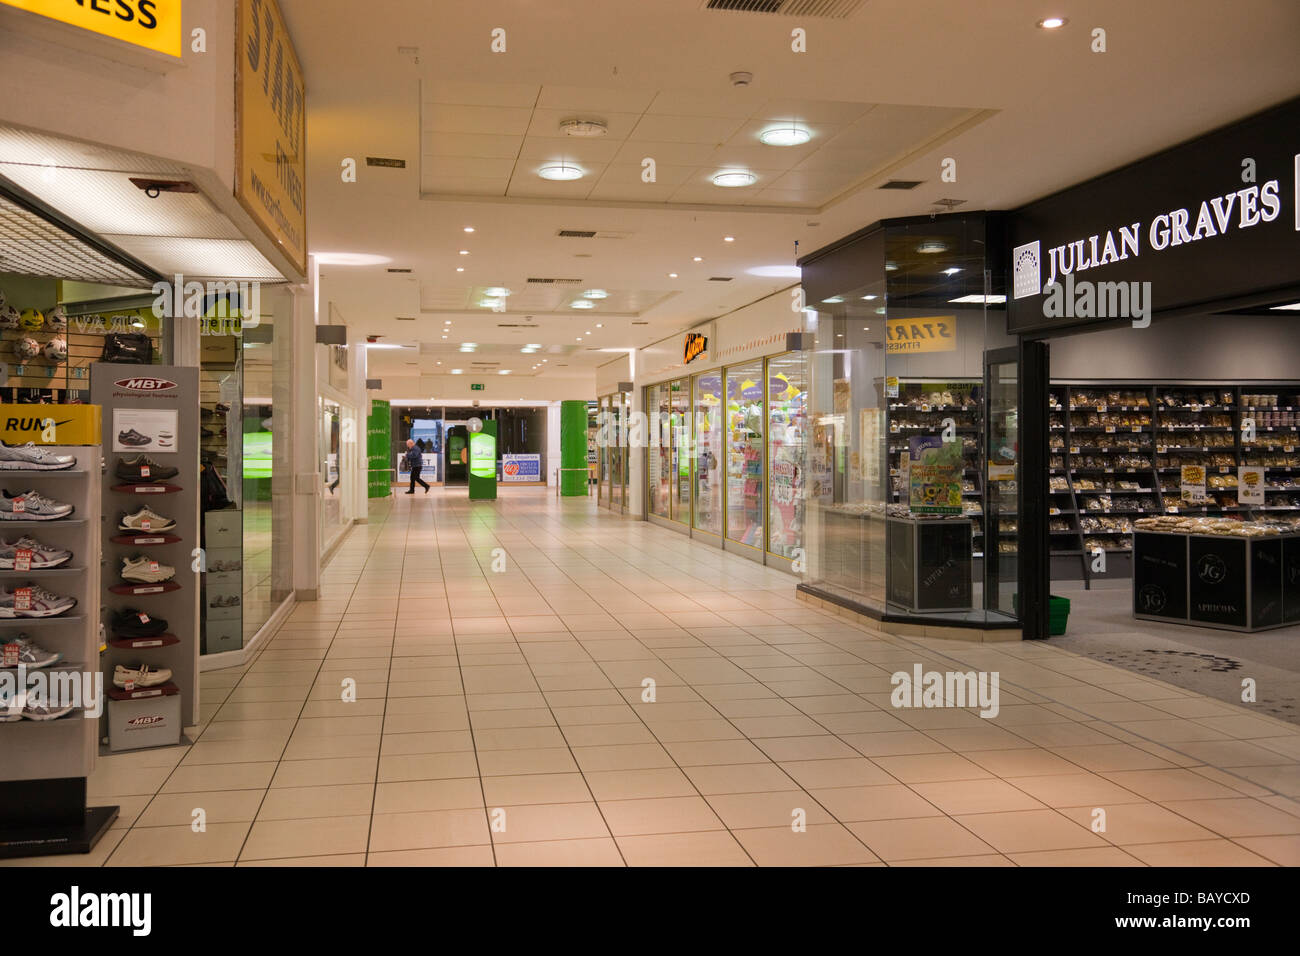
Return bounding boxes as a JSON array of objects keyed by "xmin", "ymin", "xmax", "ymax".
[{"xmin": 13, "ymin": 489, "xmax": 1300, "ymax": 867}]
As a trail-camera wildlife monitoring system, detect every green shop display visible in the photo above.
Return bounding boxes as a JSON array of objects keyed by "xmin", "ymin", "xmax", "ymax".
[
  {"xmin": 367, "ymin": 400, "xmax": 391, "ymax": 498},
  {"xmin": 560, "ymin": 400, "xmax": 588, "ymax": 496},
  {"xmin": 468, "ymin": 420, "xmax": 497, "ymax": 500}
]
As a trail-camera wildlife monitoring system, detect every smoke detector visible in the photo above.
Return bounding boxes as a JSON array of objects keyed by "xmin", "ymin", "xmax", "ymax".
[
  {"xmin": 560, "ymin": 119, "xmax": 608, "ymax": 137},
  {"xmin": 730, "ymin": 71, "xmax": 754, "ymax": 87}
]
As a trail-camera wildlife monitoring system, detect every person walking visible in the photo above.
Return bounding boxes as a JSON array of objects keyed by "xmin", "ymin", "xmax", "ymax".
[{"xmin": 404, "ymin": 438, "xmax": 429, "ymax": 494}]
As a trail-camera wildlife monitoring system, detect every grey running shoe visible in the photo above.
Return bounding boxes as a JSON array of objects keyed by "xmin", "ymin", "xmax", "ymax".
[
  {"xmin": 0, "ymin": 633, "xmax": 61, "ymax": 668},
  {"xmin": 0, "ymin": 584, "xmax": 77, "ymax": 617},
  {"xmin": 0, "ymin": 536, "xmax": 72, "ymax": 569},
  {"xmin": 0, "ymin": 440, "xmax": 76, "ymax": 471},
  {"xmin": 0, "ymin": 490, "xmax": 74, "ymax": 520}
]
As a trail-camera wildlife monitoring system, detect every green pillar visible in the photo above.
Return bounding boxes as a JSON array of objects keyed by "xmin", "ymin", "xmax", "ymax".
[
  {"xmin": 560, "ymin": 400, "xmax": 589, "ymax": 496},
  {"xmin": 468, "ymin": 420, "xmax": 498, "ymax": 501},
  {"xmin": 367, "ymin": 400, "xmax": 391, "ymax": 498}
]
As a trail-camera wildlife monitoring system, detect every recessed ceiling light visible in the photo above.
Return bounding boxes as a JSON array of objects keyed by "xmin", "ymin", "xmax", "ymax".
[
  {"xmin": 571, "ymin": 300, "xmax": 595, "ymax": 309},
  {"xmin": 441, "ymin": 335, "xmax": 448, "ymax": 339},
  {"xmin": 312, "ymin": 252, "xmax": 392, "ymax": 266},
  {"xmin": 458, "ymin": 250, "xmax": 470, "ymax": 256},
  {"xmin": 759, "ymin": 125, "xmax": 811, "ymax": 147},
  {"xmin": 576, "ymin": 337, "xmax": 582, "ymax": 341},
  {"xmin": 821, "ymin": 296, "xmax": 844, "ymax": 304},
  {"xmin": 863, "ymin": 327, "xmax": 870, "ymax": 331},
  {"xmin": 463, "ymin": 226, "xmax": 474, "ymax": 233},
  {"xmin": 723, "ymin": 236, "xmax": 735, "ymax": 242},
  {"xmin": 451, "ymin": 369, "xmax": 463, "ymax": 375},
  {"xmin": 862, "ymin": 295, "xmax": 878, "ymax": 300},
  {"xmin": 1037, "ymin": 16, "xmax": 1068, "ymax": 29},
  {"xmin": 668, "ymin": 272, "xmax": 678, "ymax": 278},
  {"xmin": 538, "ymin": 163, "xmax": 584, "ymax": 181},
  {"xmin": 583, "ymin": 289, "xmax": 607, "ymax": 299},
  {"xmin": 885, "ymin": 262, "xmax": 898, "ymax": 271},
  {"xmin": 444, "ymin": 320, "xmax": 451, "ymax": 324},
  {"xmin": 499, "ymin": 369, "xmax": 511, "ymax": 375},
  {"xmin": 436, "ymin": 361, "xmax": 441, "ymax": 365},
  {"xmin": 746, "ymin": 265, "xmax": 800, "ymax": 278},
  {"xmin": 585, "ymin": 331, "xmax": 591, "ymax": 335},
  {"xmin": 943, "ymin": 267, "xmax": 962, "ymax": 276},
  {"xmin": 693, "ymin": 256, "xmax": 703, "ymax": 262},
  {"xmin": 456, "ymin": 267, "xmax": 464, "ymax": 272},
  {"xmin": 595, "ymin": 323, "xmax": 603, "ymax": 328},
  {"xmin": 917, "ymin": 241, "xmax": 948, "ymax": 254},
  {"xmin": 543, "ymin": 359, "xmax": 547, "ymax": 362},
  {"xmin": 526, "ymin": 344, "xmax": 541, "ymax": 349},
  {"xmin": 483, "ymin": 287, "xmax": 510, "ymax": 297},
  {"xmin": 712, "ymin": 171, "xmax": 756, "ymax": 188}
]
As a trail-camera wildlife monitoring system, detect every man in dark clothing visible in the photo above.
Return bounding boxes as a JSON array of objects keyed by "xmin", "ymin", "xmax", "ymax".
[{"xmin": 404, "ymin": 439, "xmax": 429, "ymax": 494}]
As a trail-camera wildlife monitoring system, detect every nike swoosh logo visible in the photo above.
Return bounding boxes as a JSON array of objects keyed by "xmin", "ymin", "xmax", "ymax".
[{"xmin": 49, "ymin": 419, "xmax": 74, "ymax": 428}]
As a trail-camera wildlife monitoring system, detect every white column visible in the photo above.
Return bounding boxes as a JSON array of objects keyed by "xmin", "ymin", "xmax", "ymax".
[
  {"xmin": 348, "ymin": 335, "xmax": 368, "ymax": 523},
  {"xmin": 546, "ymin": 402, "xmax": 561, "ymax": 487},
  {"xmin": 289, "ymin": 258, "xmax": 321, "ymax": 600}
]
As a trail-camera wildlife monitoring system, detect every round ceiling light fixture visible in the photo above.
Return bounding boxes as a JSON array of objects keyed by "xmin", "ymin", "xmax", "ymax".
[
  {"xmin": 538, "ymin": 163, "xmax": 584, "ymax": 181},
  {"xmin": 1037, "ymin": 16, "xmax": 1068, "ymax": 29},
  {"xmin": 560, "ymin": 119, "xmax": 608, "ymax": 138},
  {"xmin": 759, "ymin": 125, "xmax": 811, "ymax": 147},
  {"xmin": 917, "ymin": 241, "xmax": 948, "ymax": 254},
  {"xmin": 712, "ymin": 170, "xmax": 757, "ymax": 188},
  {"xmin": 723, "ymin": 236, "xmax": 735, "ymax": 242},
  {"xmin": 571, "ymin": 300, "xmax": 595, "ymax": 309}
]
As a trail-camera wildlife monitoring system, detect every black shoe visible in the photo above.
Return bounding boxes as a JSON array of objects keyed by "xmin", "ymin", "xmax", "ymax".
[
  {"xmin": 116, "ymin": 456, "xmax": 179, "ymax": 482},
  {"xmin": 424, "ymin": 486, "xmax": 430, "ymax": 494},
  {"xmin": 117, "ymin": 429, "xmax": 151, "ymax": 447},
  {"xmin": 111, "ymin": 608, "xmax": 167, "ymax": 638},
  {"xmin": 405, "ymin": 491, "xmax": 415, "ymax": 495}
]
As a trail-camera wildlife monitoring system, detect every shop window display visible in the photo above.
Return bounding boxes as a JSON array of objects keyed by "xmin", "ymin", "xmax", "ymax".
[
  {"xmin": 692, "ymin": 372, "xmax": 723, "ymax": 536},
  {"xmin": 726, "ymin": 361, "xmax": 764, "ymax": 548},
  {"xmin": 767, "ymin": 353, "xmax": 807, "ymax": 560}
]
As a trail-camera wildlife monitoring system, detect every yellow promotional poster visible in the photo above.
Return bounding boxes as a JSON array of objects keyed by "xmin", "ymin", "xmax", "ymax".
[
  {"xmin": 0, "ymin": 0, "xmax": 182, "ymax": 57},
  {"xmin": 0, "ymin": 404, "xmax": 102, "ymax": 446},
  {"xmin": 885, "ymin": 316, "xmax": 957, "ymax": 354},
  {"xmin": 236, "ymin": 0, "xmax": 307, "ymax": 276}
]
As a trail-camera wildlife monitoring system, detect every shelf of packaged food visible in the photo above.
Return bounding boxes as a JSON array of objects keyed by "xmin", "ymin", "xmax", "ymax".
[
  {"xmin": 1067, "ymin": 405, "xmax": 1149, "ymax": 412},
  {"xmin": 1156, "ymin": 404, "xmax": 1235, "ymax": 410}
]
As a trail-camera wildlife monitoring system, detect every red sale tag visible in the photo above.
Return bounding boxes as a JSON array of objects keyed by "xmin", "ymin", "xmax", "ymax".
[
  {"xmin": 14, "ymin": 548, "xmax": 32, "ymax": 572},
  {"xmin": 140, "ymin": 465, "xmax": 151, "ymax": 478},
  {"xmin": 149, "ymin": 561, "xmax": 160, "ymax": 572},
  {"xmin": 2, "ymin": 643, "xmax": 18, "ymax": 666},
  {"xmin": 138, "ymin": 613, "xmax": 150, "ymax": 624},
  {"xmin": 14, "ymin": 587, "xmax": 32, "ymax": 611},
  {"xmin": 141, "ymin": 518, "xmax": 151, "ymax": 531},
  {"xmin": 12, "ymin": 497, "xmax": 24, "ymax": 514}
]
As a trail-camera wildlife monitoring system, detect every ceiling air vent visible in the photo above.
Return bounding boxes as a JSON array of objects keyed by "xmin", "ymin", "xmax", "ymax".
[
  {"xmin": 708, "ymin": 276, "xmax": 733, "ymax": 282},
  {"xmin": 632, "ymin": 321, "xmax": 650, "ymax": 326},
  {"xmin": 366, "ymin": 157, "xmax": 406, "ymax": 168},
  {"xmin": 526, "ymin": 277, "xmax": 584, "ymax": 285},
  {"xmin": 496, "ymin": 323, "xmax": 539, "ymax": 328},
  {"xmin": 931, "ymin": 197, "xmax": 967, "ymax": 208},
  {"xmin": 557, "ymin": 230, "xmax": 597, "ymax": 238},
  {"xmin": 879, "ymin": 179, "xmax": 923, "ymax": 190},
  {"xmin": 702, "ymin": 0, "xmax": 865, "ymax": 17},
  {"xmin": 387, "ymin": 268, "xmax": 412, "ymax": 274},
  {"xmin": 396, "ymin": 316, "xmax": 416, "ymax": 321}
]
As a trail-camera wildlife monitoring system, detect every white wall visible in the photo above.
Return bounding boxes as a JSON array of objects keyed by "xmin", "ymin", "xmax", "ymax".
[{"xmin": 379, "ymin": 374, "xmax": 596, "ymax": 403}]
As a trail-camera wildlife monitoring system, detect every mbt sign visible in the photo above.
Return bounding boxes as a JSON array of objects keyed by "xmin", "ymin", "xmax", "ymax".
[
  {"xmin": 683, "ymin": 332, "xmax": 708, "ymax": 364},
  {"xmin": 114, "ymin": 378, "xmax": 178, "ymax": 392}
]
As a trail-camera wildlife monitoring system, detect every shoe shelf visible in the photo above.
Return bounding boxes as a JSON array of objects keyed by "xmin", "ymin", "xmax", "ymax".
[
  {"xmin": 109, "ymin": 482, "xmax": 181, "ymax": 495},
  {"xmin": 108, "ymin": 581, "xmax": 181, "ymax": 595},
  {"xmin": 105, "ymin": 681, "xmax": 179, "ymax": 701},
  {"xmin": 111, "ymin": 533, "xmax": 182, "ymax": 545},
  {"xmin": 0, "ymin": 438, "xmax": 114, "ymax": 858},
  {"xmin": 109, "ymin": 634, "xmax": 179, "ymax": 650}
]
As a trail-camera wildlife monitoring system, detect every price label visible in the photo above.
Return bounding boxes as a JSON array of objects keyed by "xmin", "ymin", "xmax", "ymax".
[
  {"xmin": 1069, "ymin": 446, "xmax": 1080, "ymax": 455},
  {"xmin": 1286, "ymin": 446, "xmax": 1295, "ymax": 453},
  {"xmin": 2, "ymin": 643, "xmax": 19, "ymax": 667},
  {"xmin": 141, "ymin": 518, "xmax": 151, "ymax": 531},
  {"xmin": 136, "ymin": 640, "xmax": 163, "ymax": 648},
  {"xmin": 1105, "ymin": 426, "xmax": 1116, "ymax": 433},
  {"xmin": 14, "ymin": 587, "xmax": 32, "ymax": 611},
  {"xmin": 1049, "ymin": 507, "xmax": 1061, "ymax": 515},
  {"xmin": 149, "ymin": 561, "xmax": 160, "ymax": 572},
  {"xmin": 140, "ymin": 465, "xmax": 151, "ymax": 478},
  {"xmin": 14, "ymin": 547, "xmax": 32, "ymax": 572},
  {"xmin": 1105, "ymin": 468, "xmax": 1114, "ymax": 473},
  {"xmin": 1219, "ymin": 467, "xmax": 1230, "ymax": 473},
  {"xmin": 137, "ymin": 613, "xmax": 151, "ymax": 624},
  {"xmin": 12, "ymin": 497, "xmax": 24, "ymax": 514},
  {"xmin": 1131, "ymin": 426, "xmax": 1142, "ymax": 432},
  {"xmin": 1098, "ymin": 404, "xmax": 1108, "ymax": 412}
]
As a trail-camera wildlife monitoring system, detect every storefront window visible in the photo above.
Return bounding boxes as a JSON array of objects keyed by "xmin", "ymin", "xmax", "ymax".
[
  {"xmin": 670, "ymin": 379, "xmax": 690, "ymax": 523},
  {"xmin": 726, "ymin": 361, "xmax": 764, "ymax": 547},
  {"xmin": 799, "ymin": 214, "xmax": 1016, "ymax": 625},
  {"xmin": 768, "ymin": 353, "xmax": 807, "ymax": 559},
  {"xmin": 647, "ymin": 383, "xmax": 671, "ymax": 518},
  {"xmin": 692, "ymin": 371, "xmax": 723, "ymax": 535}
]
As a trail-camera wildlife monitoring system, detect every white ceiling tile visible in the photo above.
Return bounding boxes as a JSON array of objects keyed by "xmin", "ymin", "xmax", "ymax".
[
  {"xmin": 505, "ymin": 175, "xmax": 600, "ymax": 200},
  {"xmin": 595, "ymin": 162, "xmax": 697, "ymax": 189},
  {"xmin": 825, "ymin": 103, "xmax": 969, "ymax": 151},
  {"xmin": 516, "ymin": 136, "xmax": 624, "ymax": 164},
  {"xmin": 535, "ymin": 86, "xmax": 658, "ymax": 114},
  {"xmin": 418, "ymin": 175, "xmax": 508, "ymax": 197},
  {"xmin": 422, "ymin": 80, "xmax": 541, "ymax": 108},
  {"xmin": 704, "ymin": 143, "xmax": 807, "ymax": 171},
  {"xmin": 422, "ymin": 103, "xmax": 534, "ymax": 136},
  {"xmin": 421, "ymin": 133, "xmax": 524, "ymax": 159},
  {"xmin": 647, "ymin": 89, "xmax": 757, "ymax": 118},
  {"xmin": 610, "ymin": 140, "xmax": 719, "ymax": 165},
  {"xmin": 627, "ymin": 113, "xmax": 746, "ymax": 144},
  {"xmin": 753, "ymin": 98, "xmax": 876, "ymax": 125},
  {"xmin": 767, "ymin": 166, "xmax": 860, "ymax": 191},
  {"xmin": 423, "ymin": 156, "xmax": 518, "ymax": 179}
]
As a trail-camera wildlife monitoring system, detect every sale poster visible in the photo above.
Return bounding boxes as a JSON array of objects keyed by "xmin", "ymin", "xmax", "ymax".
[{"xmin": 908, "ymin": 436, "xmax": 962, "ymax": 515}]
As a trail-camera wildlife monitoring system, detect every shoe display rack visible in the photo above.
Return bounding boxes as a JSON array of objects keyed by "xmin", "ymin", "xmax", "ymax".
[
  {"xmin": 90, "ymin": 365, "xmax": 199, "ymax": 748},
  {"xmin": 886, "ymin": 379, "xmax": 984, "ymax": 558},
  {"xmin": 0, "ymin": 412, "xmax": 117, "ymax": 858},
  {"xmin": 1049, "ymin": 383, "xmax": 1300, "ymax": 584}
]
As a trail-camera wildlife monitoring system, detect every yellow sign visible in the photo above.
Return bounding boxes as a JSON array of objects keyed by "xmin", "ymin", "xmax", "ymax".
[
  {"xmin": 683, "ymin": 332, "xmax": 708, "ymax": 364},
  {"xmin": 0, "ymin": 0, "xmax": 180, "ymax": 56},
  {"xmin": 885, "ymin": 316, "xmax": 957, "ymax": 354},
  {"xmin": 236, "ymin": 0, "xmax": 307, "ymax": 276},
  {"xmin": 0, "ymin": 404, "xmax": 102, "ymax": 446}
]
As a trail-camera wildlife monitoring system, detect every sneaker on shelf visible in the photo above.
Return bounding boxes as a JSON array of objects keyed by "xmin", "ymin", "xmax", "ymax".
[
  {"xmin": 0, "ymin": 490, "xmax": 74, "ymax": 521},
  {"xmin": 215, "ymin": 402, "xmax": 231, "ymax": 413},
  {"xmin": 0, "ymin": 440, "xmax": 76, "ymax": 471},
  {"xmin": 118, "ymin": 507, "xmax": 176, "ymax": 533},
  {"xmin": 113, "ymin": 663, "xmax": 172, "ymax": 689},
  {"xmin": 0, "ymin": 633, "xmax": 61, "ymax": 668},
  {"xmin": 117, "ymin": 429, "xmax": 151, "ymax": 447},
  {"xmin": 0, "ymin": 584, "xmax": 77, "ymax": 618},
  {"xmin": 115, "ymin": 456, "xmax": 178, "ymax": 482},
  {"xmin": 111, "ymin": 608, "xmax": 167, "ymax": 637},
  {"xmin": 21, "ymin": 699, "xmax": 76, "ymax": 720},
  {"xmin": 121, "ymin": 555, "xmax": 176, "ymax": 584},
  {"xmin": 0, "ymin": 536, "xmax": 72, "ymax": 569}
]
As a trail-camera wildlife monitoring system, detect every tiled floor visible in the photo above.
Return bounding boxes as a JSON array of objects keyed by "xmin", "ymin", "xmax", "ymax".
[{"xmin": 11, "ymin": 488, "xmax": 1300, "ymax": 867}]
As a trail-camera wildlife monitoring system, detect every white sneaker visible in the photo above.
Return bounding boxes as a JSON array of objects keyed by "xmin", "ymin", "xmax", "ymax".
[
  {"xmin": 119, "ymin": 507, "xmax": 176, "ymax": 533},
  {"xmin": 0, "ymin": 440, "xmax": 76, "ymax": 471},
  {"xmin": 1, "ymin": 633, "xmax": 61, "ymax": 668},
  {"xmin": 113, "ymin": 664, "xmax": 172, "ymax": 689},
  {"xmin": 121, "ymin": 555, "xmax": 176, "ymax": 583}
]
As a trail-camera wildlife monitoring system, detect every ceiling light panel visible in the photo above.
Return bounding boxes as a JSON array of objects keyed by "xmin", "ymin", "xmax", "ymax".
[{"xmin": 0, "ymin": 191, "xmax": 153, "ymax": 285}]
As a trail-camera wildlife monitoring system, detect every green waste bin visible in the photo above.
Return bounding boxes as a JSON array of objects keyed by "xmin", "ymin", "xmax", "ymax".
[{"xmin": 1012, "ymin": 594, "xmax": 1071, "ymax": 636}]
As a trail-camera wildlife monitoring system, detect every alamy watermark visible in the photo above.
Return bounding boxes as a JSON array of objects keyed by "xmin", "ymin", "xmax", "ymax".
[
  {"xmin": 150, "ymin": 275, "xmax": 262, "ymax": 335},
  {"xmin": 0, "ymin": 665, "xmax": 103, "ymax": 719},
  {"xmin": 890, "ymin": 664, "xmax": 1000, "ymax": 718}
]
